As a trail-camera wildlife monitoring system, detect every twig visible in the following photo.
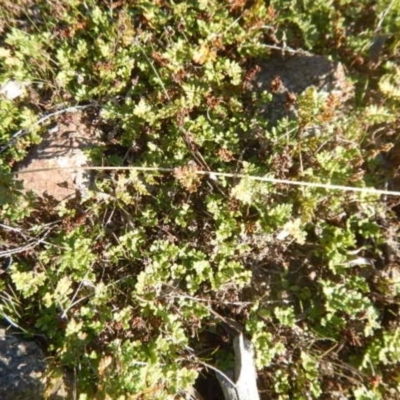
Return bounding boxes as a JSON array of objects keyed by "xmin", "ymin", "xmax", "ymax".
[
  {"xmin": 9, "ymin": 164, "xmax": 400, "ymax": 197},
  {"xmin": 0, "ymin": 103, "xmax": 98, "ymax": 154},
  {"xmin": 242, "ymin": 43, "xmax": 312, "ymax": 56},
  {"xmin": 138, "ymin": 44, "xmax": 226, "ymax": 196},
  {"xmin": 0, "ymin": 223, "xmax": 23, "ymax": 233},
  {"xmin": 0, "ymin": 228, "xmax": 53, "ymax": 258},
  {"xmin": 375, "ymin": 0, "xmax": 396, "ymax": 33},
  {"xmin": 196, "ymin": 359, "xmax": 238, "ymax": 391},
  {"xmin": 0, "ymin": 238, "xmax": 46, "ymax": 257},
  {"xmin": 1, "ymin": 315, "xmax": 29, "ymax": 333},
  {"xmin": 138, "ymin": 45, "xmax": 171, "ymax": 101}
]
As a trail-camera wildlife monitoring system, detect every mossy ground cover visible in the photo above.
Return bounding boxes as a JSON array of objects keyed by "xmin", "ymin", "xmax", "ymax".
[{"xmin": 1, "ymin": 1, "xmax": 400, "ymax": 399}]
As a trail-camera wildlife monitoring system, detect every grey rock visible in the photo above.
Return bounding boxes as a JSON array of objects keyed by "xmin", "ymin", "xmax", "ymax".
[
  {"xmin": 255, "ymin": 54, "xmax": 353, "ymax": 124},
  {"xmin": 0, "ymin": 329, "xmax": 45, "ymax": 400},
  {"xmin": 257, "ymin": 54, "xmax": 351, "ymax": 95}
]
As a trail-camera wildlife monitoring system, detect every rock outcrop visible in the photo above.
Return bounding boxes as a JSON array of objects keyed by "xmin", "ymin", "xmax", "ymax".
[{"xmin": 0, "ymin": 329, "xmax": 46, "ymax": 400}]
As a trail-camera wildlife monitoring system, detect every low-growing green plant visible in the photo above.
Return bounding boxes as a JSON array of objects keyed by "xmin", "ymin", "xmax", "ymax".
[{"xmin": 1, "ymin": 0, "xmax": 400, "ymax": 399}]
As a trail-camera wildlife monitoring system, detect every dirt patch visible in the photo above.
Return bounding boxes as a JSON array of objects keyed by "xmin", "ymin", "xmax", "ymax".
[{"xmin": 16, "ymin": 111, "xmax": 98, "ymax": 201}]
